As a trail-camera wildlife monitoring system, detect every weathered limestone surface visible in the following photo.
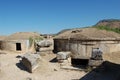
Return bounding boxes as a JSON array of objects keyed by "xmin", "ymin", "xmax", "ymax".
[
  {"xmin": 54, "ymin": 39, "xmax": 120, "ymax": 59},
  {"xmin": 91, "ymin": 48, "xmax": 103, "ymax": 60},
  {"xmin": 0, "ymin": 40, "xmax": 28, "ymax": 53},
  {"xmin": 59, "ymin": 57, "xmax": 71, "ymax": 66},
  {"xmin": 88, "ymin": 60, "xmax": 103, "ymax": 67},
  {"xmin": 36, "ymin": 40, "xmax": 52, "ymax": 47},
  {"xmin": 21, "ymin": 52, "xmax": 41, "ymax": 73},
  {"xmin": 56, "ymin": 52, "xmax": 71, "ymax": 60}
]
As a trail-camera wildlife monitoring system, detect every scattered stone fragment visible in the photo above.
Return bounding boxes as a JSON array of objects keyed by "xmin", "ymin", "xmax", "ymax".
[
  {"xmin": 26, "ymin": 77, "xmax": 32, "ymax": 80},
  {"xmin": 36, "ymin": 40, "xmax": 52, "ymax": 47},
  {"xmin": 56, "ymin": 52, "xmax": 71, "ymax": 60},
  {"xmin": 21, "ymin": 52, "xmax": 41, "ymax": 73},
  {"xmin": 54, "ymin": 68, "xmax": 58, "ymax": 71}
]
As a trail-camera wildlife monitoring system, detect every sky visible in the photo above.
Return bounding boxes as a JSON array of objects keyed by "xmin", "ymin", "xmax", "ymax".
[{"xmin": 0, "ymin": 0, "xmax": 120, "ymax": 35}]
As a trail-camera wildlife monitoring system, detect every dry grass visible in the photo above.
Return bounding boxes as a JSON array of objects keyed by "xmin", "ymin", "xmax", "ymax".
[
  {"xmin": 4, "ymin": 32, "xmax": 41, "ymax": 40},
  {"xmin": 55, "ymin": 28, "xmax": 120, "ymax": 40}
]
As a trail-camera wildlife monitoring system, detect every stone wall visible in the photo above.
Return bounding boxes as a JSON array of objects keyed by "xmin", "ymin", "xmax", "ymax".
[
  {"xmin": 0, "ymin": 40, "xmax": 29, "ymax": 53},
  {"xmin": 54, "ymin": 39, "xmax": 120, "ymax": 59},
  {"xmin": 54, "ymin": 39, "xmax": 69, "ymax": 52}
]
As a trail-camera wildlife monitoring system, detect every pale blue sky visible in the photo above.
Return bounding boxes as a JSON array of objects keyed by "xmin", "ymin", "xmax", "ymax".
[{"xmin": 0, "ymin": 0, "xmax": 120, "ymax": 35}]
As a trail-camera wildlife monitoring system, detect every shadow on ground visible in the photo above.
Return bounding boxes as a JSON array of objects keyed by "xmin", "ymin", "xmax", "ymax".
[
  {"xmin": 79, "ymin": 61, "xmax": 120, "ymax": 80},
  {"xmin": 16, "ymin": 62, "xmax": 28, "ymax": 72},
  {"xmin": 49, "ymin": 57, "xmax": 58, "ymax": 63},
  {"xmin": 16, "ymin": 55, "xmax": 22, "ymax": 58}
]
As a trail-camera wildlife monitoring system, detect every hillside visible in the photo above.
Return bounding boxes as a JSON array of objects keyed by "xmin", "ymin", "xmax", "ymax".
[
  {"xmin": 93, "ymin": 19, "xmax": 120, "ymax": 34},
  {"xmin": 95, "ymin": 19, "xmax": 120, "ymax": 28}
]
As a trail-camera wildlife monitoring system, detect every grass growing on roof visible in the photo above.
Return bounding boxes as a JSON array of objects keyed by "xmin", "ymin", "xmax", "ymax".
[{"xmin": 94, "ymin": 26, "xmax": 120, "ymax": 34}]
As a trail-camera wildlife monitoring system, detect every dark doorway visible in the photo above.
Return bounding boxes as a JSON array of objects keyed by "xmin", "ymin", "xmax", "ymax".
[
  {"xmin": 71, "ymin": 58, "xmax": 89, "ymax": 66},
  {"xmin": 16, "ymin": 43, "xmax": 22, "ymax": 51}
]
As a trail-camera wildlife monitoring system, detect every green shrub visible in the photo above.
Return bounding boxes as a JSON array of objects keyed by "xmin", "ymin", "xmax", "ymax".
[
  {"xmin": 29, "ymin": 37, "xmax": 34, "ymax": 47},
  {"xmin": 29, "ymin": 37, "xmax": 43, "ymax": 47},
  {"xmin": 95, "ymin": 26, "xmax": 120, "ymax": 34}
]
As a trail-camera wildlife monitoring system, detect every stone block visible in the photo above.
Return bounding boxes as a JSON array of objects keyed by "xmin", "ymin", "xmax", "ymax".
[
  {"xmin": 36, "ymin": 40, "xmax": 52, "ymax": 47},
  {"xmin": 21, "ymin": 52, "xmax": 41, "ymax": 73},
  {"xmin": 88, "ymin": 60, "xmax": 103, "ymax": 67},
  {"xmin": 56, "ymin": 51, "xmax": 71, "ymax": 60}
]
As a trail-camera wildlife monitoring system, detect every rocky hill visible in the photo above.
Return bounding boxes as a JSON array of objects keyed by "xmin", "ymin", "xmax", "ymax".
[
  {"xmin": 95, "ymin": 19, "xmax": 120, "ymax": 28},
  {"xmin": 93, "ymin": 19, "xmax": 120, "ymax": 34}
]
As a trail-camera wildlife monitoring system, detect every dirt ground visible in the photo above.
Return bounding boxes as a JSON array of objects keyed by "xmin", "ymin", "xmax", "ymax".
[
  {"xmin": 0, "ymin": 50, "xmax": 120, "ymax": 80},
  {"xmin": 0, "ymin": 51, "xmax": 86, "ymax": 80}
]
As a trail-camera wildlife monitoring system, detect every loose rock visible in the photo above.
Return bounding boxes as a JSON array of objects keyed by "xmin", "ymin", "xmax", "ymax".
[{"xmin": 21, "ymin": 52, "xmax": 41, "ymax": 73}]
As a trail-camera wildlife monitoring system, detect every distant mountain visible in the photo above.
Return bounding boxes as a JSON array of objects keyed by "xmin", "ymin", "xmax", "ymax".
[
  {"xmin": 56, "ymin": 29, "xmax": 72, "ymax": 35},
  {"xmin": 94, "ymin": 19, "xmax": 120, "ymax": 34},
  {"xmin": 95, "ymin": 19, "xmax": 120, "ymax": 28}
]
